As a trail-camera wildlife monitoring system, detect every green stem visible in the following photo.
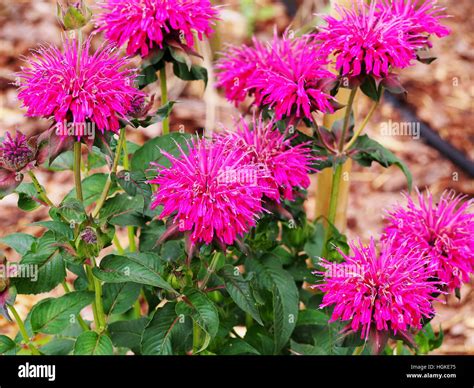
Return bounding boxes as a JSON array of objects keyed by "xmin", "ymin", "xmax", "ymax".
[
  {"xmin": 159, "ymin": 67, "xmax": 170, "ymax": 135},
  {"xmin": 92, "ymin": 127, "xmax": 127, "ymax": 218},
  {"xmin": 353, "ymin": 345, "xmax": 365, "ymax": 355},
  {"xmin": 62, "ymin": 281, "xmax": 89, "ymax": 331},
  {"xmin": 113, "ymin": 234, "xmax": 125, "ymax": 255},
  {"xmin": 338, "ymin": 87, "xmax": 357, "ymax": 152},
  {"xmin": 200, "ymin": 252, "xmax": 221, "ymax": 290},
  {"xmin": 73, "ymin": 141, "xmax": 83, "ymax": 202},
  {"xmin": 85, "ymin": 265, "xmax": 100, "ymax": 330},
  {"xmin": 122, "ymin": 140, "xmax": 136, "ymax": 252},
  {"xmin": 192, "ymin": 319, "xmax": 201, "ymax": 354},
  {"xmin": 90, "ymin": 258, "xmax": 106, "ymax": 331},
  {"xmin": 395, "ymin": 340, "xmax": 403, "ymax": 355},
  {"xmin": 8, "ymin": 304, "xmax": 41, "ymax": 355},
  {"xmin": 28, "ymin": 171, "xmax": 54, "ymax": 207},
  {"xmin": 344, "ymin": 97, "xmax": 380, "ymax": 151}
]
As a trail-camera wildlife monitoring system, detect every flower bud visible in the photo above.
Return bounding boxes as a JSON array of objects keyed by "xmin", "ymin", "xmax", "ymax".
[
  {"xmin": 57, "ymin": 1, "xmax": 92, "ymax": 31},
  {"xmin": 0, "ymin": 132, "xmax": 36, "ymax": 172}
]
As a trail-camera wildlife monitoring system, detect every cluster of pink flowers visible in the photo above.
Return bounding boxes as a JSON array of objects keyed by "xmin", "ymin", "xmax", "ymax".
[
  {"xmin": 17, "ymin": 38, "xmax": 142, "ymax": 138},
  {"xmin": 216, "ymin": 33, "xmax": 337, "ymax": 120},
  {"xmin": 149, "ymin": 117, "xmax": 315, "ymax": 246},
  {"xmin": 95, "ymin": 0, "xmax": 219, "ymax": 57},
  {"xmin": 384, "ymin": 190, "xmax": 474, "ymax": 292},
  {"xmin": 316, "ymin": 0, "xmax": 450, "ymax": 79},
  {"xmin": 316, "ymin": 238, "xmax": 440, "ymax": 341},
  {"xmin": 316, "ymin": 189, "xmax": 473, "ymax": 343}
]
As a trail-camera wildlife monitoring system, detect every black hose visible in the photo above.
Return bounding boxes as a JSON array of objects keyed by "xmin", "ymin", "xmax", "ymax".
[{"xmin": 384, "ymin": 92, "xmax": 474, "ymax": 178}]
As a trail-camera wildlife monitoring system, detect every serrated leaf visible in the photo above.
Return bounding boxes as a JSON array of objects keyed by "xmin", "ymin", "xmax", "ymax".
[
  {"xmin": 92, "ymin": 252, "xmax": 176, "ymax": 293},
  {"xmin": 141, "ymin": 302, "xmax": 181, "ymax": 355},
  {"xmin": 0, "ymin": 233, "xmax": 36, "ymax": 255},
  {"xmin": 73, "ymin": 331, "xmax": 113, "ymax": 355},
  {"xmin": 30, "ymin": 291, "xmax": 94, "ymax": 335},
  {"xmin": 15, "ymin": 182, "xmax": 40, "ymax": 212},
  {"xmin": 349, "ymin": 134, "xmax": 412, "ymax": 190},
  {"xmin": 103, "ymin": 282, "xmax": 141, "ymax": 316},
  {"xmin": 109, "ymin": 318, "xmax": 148, "ymax": 354},
  {"xmin": 219, "ymin": 265, "xmax": 263, "ymax": 325}
]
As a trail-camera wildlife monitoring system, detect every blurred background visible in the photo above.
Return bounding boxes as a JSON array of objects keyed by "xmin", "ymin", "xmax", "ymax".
[{"xmin": 0, "ymin": 0, "xmax": 472, "ymax": 354}]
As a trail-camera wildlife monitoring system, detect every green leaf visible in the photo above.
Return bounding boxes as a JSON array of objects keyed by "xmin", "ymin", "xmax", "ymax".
[
  {"xmin": 247, "ymin": 260, "xmax": 299, "ymax": 353},
  {"xmin": 0, "ymin": 335, "xmax": 16, "ymax": 354},
  {"xmin": 131, "ymin": 132, "xmax": 191, "ymax": 177},
  {"xmin": 219, "ymin": 265, "xmax": 263, "ymax": 325},
  {"xmin": 304, "ymin": 222, "xmax": 325, "ymax": 265},
  {"xmin": 51, "ymin": 198, "xmax": 87, "ymax": 224},
  {"xmin": 177, "ymin": 287, "xmax": 219, "ymax": 343},
  {"xmin": 31, "ymin": 221, "xmax": 74, "ymax": 241},
  {"xmin": 109, "ymin": 318, "xmax": 148, "ymax": 354},
  {"xmin": 141, "ymin": 302, "xmax": 182, "ymax": 355},
  {"xmin": 92, "ymin": 252, "xmax": 176, "ymax": 293},
  {"xmin": 65, "ymin": 173, "xmax": 117, "ymax": 207},
  {"xmin": 0, "ymin": 233, "xmax": 36, "ymax": 255},
  {"xmin": 30, "ymin": 291, "xmax": 94, "ymax": 335},
  {"xmin": 138, "ymin": 64, "xmax": 158, "ymax": 89},
  {"xmin": 172, "ymin": 61, "xmax": 208, "ymax": 86},
  {"xmin": 139, "ymin": 221, "xmax": 166, "ymax": 252},
  {"xmin": 41, "ymin": 338, "xmax": 75, "ymax": 355},
  {"xmin": 98, "ymin": 193, "xmax": 145, "ymax": 227},
  {"xmin": 221, "ymin": 338, "xmax": 261, "ymax": 355},
  {"xmin": 349, "ymin": 134, "xmax": 412, "ymax": 191},
  {"xmin": 290, "ymin": 340, "xmax": 326, "ymax": 355},
  {"xmin": 103, "ymin": 282, "xmax": 141, "ymax": 316},
  {"xmin": 73, "ymin": 331, "xmax": 113, "ymax": 355},
  {"xmin": 12, "ymin": 232, "xmax": 67, "ymax": 294},
  {"xmin": 360, "ymin": 76, "xmax": 382, "ymax": 102},
  {"xmin": 15, "ymin": 182, "xmax": 40, "ymax": 212},
  {"xmin": 296, "ymin": 309, "xmax": 329, "ymax": 327}
]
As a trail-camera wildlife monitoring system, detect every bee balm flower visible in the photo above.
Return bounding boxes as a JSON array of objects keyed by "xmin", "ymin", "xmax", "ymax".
[
  {"xmin": 217, "ymin": 116, "xmax": 316, "ymax": 202},
  {"xmin": 148, "ymin": 138, "xmax": 273, "ymax": 245},
  {"xmin": 315, "ymin": 238, "xmax": 439, "ymax": 343},
  {"xmin": 317, "ymin": 1, "xmax": 424, "ymax": 79},
  {"xmin": 384, "ymin": 190, "xmax": 474, "ymax": 292},
  {"xmin": 95, "ymin": 0, "xmax": 219, "ymax": 57},
  {"xmin": 17, "ymin": 38, "xmax": 142, "ymax": 139}
]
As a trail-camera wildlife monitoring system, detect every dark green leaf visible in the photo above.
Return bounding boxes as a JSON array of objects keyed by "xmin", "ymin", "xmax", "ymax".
[
  {"xmin": 109, "ymin": 318, "xmax": 148, "ymax": 354},
  {"xmin": 0, "ymin": 233, "xmax": 36, "ymax": 255},
  {"xmin": 103, "ymin": 282, "xmax": 141, "ymax": 316},
  {"xmin": 73, "ymin": 331, "xmax": 113, "ymax": 355}
]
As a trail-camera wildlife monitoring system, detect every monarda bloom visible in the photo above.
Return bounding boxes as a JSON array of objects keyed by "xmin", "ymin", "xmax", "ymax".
[
  {"xmin": 217, "ymin": 117, "xmax": 315, "ymax": 202},
  {"xmin": 315, "ymin": 238, "xmax": 439, "ymax": 348},
  {"xmin": 216, "ymin": 33, "xmax": 336, "ymax": 120},
  {"xmin": 377, "ymin": 0, "xmax": 450, "ymax": 48},
  {"xmin": 17, "ymin": 38, "xmax": 142, "ymax": 139},
  {"xmin": 316, "ymin": 1, "xmax": 424, "ymax": 79},
  {"xmin": 95, "ymin": 0, "xmax": 219, "ymax": 57},
  {"xmin": 384, "ymin": 190, "xmax": 474, "ymax": 292},
  {"xmin": 148, "ymin": 138, "xmax": 273, "ymax": 246},
  {"xmin": 215, "ymin": 40, "xmax": 270, "ymax": 105}
]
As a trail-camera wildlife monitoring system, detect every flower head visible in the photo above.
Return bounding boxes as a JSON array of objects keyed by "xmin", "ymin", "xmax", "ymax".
[
  {"xmin": 0, "ymin": 132, "xmax": 35, "ymax": 172},
  {"xmin": 377, "ymin": 0, "xmax": 450, "ymax": 47},
  {"xmin": 317, "ymin": 1, "xmax": 424, "ymax": 79},
  {"xmin": 315, "ymin": 238, "xmax": 439, "ymax": 341},
  {"xmin": 17, "ymin": 38, "xmax": 142, "ymax": 138},
  {"xmin": 149, "ymin": 138, "xmax": 272, "ymax": 245},
  {"xmin": 95, "ymin": 0, "xmax": 219, "ymax": 57},
  {"xmin": 215, "ymin": 40, "xmax": 270, "ymax": 105},
  {"xmin": 216, "ymin": 116, "xmax": 316, "ymax": 202},
  {"xmin": 216, "ymin": 33, "xmax": 336, "ymax": 119},
  {"xmin": 384, "ymin": 190, "xmax": 474, "ymax": 292}
]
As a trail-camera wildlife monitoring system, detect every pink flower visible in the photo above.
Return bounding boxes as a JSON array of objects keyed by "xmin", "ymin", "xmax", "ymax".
[
  {"xmin": 384, "ymin": 190, "xmax": 474, "ymax": 292},
  {"xmin": 316, "ymin": 1, "xmax": 424, "ymax": 79},
  {"xmin": 315, "ymin": 238, "xmax": 439, "ymax": 340},
  {"xmin": 95, "ymin": 0, "xmax": 219, "ymax": 57},
  {"xmin": 148, "ymin": 138, "xmax": 272, "ymax": 245},
  {"xmin": 216, "ymin": 116, "xmax": 316, "ymax": 202},
  {"xmin": 17, "ymin": 38, "xmax": 142, "ymax": 138},
  {"xmin": 216, "ymin": 33, "xmax": 336, "ymax": 119},
  {"xmin": 377, "ymin": 0, "xmax": 450, "ymax": 47},
  {"xmin": 215, "ymin": 40, "xmax": 270, "ymax": 105}
]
